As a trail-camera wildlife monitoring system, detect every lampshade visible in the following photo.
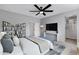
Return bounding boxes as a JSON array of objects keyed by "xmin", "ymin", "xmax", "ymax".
[{"xmin": 40, "ymin": 25, "xmax": 44, "ymax": 28}]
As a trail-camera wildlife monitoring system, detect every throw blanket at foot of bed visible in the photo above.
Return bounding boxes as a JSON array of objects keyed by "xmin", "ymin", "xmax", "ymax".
[{"xmin": 28, "ymin": 36, "xmax": 54, "ymax": 54}]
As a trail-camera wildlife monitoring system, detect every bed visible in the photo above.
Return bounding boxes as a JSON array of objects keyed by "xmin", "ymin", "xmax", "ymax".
[
  {"xmin": 19, "ymin": 36, "xmax": 54, "ymax": 55},
  {"xmin": 0, "ymin": 32, "xmax": 54, "ymax": 55},
  {"xmin": 19, "ymin": 38, "xmax": 41, "ymax": 55},
  {"xmin": 26, "ymin": 36, "xmax": 54, "ymax": 54}
]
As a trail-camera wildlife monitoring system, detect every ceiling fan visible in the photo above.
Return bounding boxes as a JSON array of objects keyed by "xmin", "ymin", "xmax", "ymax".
[{"xmin": 30, "ymin": 4, "xmax": 53, "ymax": 16}]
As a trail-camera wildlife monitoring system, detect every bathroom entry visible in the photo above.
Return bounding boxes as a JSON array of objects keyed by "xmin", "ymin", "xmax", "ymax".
[{"xmin": 65, "ymin": 15, "xmax": 77, "ymax": 41}]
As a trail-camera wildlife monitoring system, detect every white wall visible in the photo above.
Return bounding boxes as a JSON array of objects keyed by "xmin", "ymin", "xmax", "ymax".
[
  {"xmin": 0, "ymin": 9, "xmax": 40, "ymax": 36},
  {"xmin": 41, "ymin": 9, "xmax": 79, "ymax": 42},
  {"xmin": 34, "ymin": 23, "xmax": 40, "ymax": 37}
]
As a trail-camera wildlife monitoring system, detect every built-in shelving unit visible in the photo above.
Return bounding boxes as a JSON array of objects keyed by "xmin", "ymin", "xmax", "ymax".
[{"xmin": 2, "ymin": 21, "xmax": 26, "ymax": 38}]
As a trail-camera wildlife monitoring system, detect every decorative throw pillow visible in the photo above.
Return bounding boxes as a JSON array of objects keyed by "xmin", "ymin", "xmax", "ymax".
[
  {"xmin": 0, "ymin": 32, "xmax": 6, "ymax": 40},
  {"xmin": 1, "ymin": 34, "xmax": 14, "ymax": 53},
  {"xmin": 13, "ymin": 36, "xmax": 20, "ymax": 46},
  {"xmin": 0, "ymin": 42, "xmax": 3, "ymax": 55},
  {"xmin": 2, "ymin": 34, "xmax": 11, "ymax": 39}
]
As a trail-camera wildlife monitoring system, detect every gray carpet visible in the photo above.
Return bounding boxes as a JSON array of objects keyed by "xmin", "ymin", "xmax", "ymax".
[
  {"xmin": 45, "ymin": 49, "xmax": 61, "ymax": 55},
  {"xmin": 39, "ymin": 36, "xmax": 65, "ymax": 55},
  {"xmin": 45, "ymin": 42, "xmax": 65, "ymax": 55}
]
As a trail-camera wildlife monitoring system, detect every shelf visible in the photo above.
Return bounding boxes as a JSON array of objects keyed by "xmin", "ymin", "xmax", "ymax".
[{"xmin": 46, "ymin": 31, "xmax": 57, "ymax": 35}]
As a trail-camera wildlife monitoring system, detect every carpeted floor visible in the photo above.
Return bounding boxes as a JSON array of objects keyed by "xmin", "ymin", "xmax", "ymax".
[
  {"xmin": 45, "ymin": 38, "xmax": 77, "ymax": 55},
  {"xmin": 62, "ymin": 38, "xmax": 77, "ymax": 55},
  {"xmin": 45, "ymin": 42, "xmax": 65, "ymax": 55}
]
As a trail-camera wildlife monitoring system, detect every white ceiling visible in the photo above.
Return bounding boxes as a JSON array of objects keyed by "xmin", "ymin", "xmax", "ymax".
[{"xmin": 0, "ymin": 4, "xmax": 79, "ymax": 19}]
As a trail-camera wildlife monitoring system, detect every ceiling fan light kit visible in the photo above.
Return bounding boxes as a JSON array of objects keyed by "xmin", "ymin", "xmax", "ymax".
[
  {"xmin": 30, "ymin": 4, "xmax": 53, "ymax": 16},
  {"xmin": 40, "ymin": 11, "xmax": 43, "ymax": 14}
]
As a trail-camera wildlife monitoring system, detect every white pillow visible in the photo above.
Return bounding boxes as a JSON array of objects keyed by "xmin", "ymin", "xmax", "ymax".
[
  {"xmin": 11, "ymin": 46, "xmax": 23, "ymax": 55},
  {"xmin": 0, "ymin": 42, "xmax": 3, "ymax": 55},
  {"xmin": 0, "ymin": 32, "xmax": 6, "ymax": 40},
  {"xmin": 13, "ymin": 36, "xmax": 20, "ymax": 46}
]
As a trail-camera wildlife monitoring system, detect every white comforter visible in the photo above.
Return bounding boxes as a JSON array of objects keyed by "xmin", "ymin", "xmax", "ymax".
[
  {"xmin": 1, "ymin": 37, "xmax": 53, "ymax": 55},
  {"xmin": 19, "ymin": 38, "xmax": 41, "ymax": 55},
  {"xmin": 28, "ymin": 36, "xmax": 54, "ymax": 54}
]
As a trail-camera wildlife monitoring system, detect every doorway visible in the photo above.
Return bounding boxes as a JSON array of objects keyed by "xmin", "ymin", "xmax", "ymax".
[
  {"xmin": 65, "ymin": 15, "xmax": 77, "ymax": 55},
  {"xmin": 65, "ymin": 15, "xmax": 77, "ymax": 44}
]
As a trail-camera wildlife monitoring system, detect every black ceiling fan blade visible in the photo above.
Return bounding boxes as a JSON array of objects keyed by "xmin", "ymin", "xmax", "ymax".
[
  {"xmin": 43, "ymin": 12, "xmax": 46, "ymax": 16},
  {"xmin": 44, "ymin": 10, "xmax": 53, "ymax": 12},
  {"xmin": 34, "ymin": 4, "xmax": 41, "ymax": 11},
  {"xmin": 30, "ymin": 11, "xmax": 40, "ymax": 12},
  {"xmin": 36, "ymin": 12, "xmax": 40, "ymax": 15},
  {"xmin": 43, "ymin": 4, "xmax": 51, "ymax": 10}
]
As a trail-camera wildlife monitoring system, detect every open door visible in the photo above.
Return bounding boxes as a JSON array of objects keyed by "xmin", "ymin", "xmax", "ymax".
[{"xmin": 65, "ymin": 15, "xmax": 77, "ymax": 43}]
